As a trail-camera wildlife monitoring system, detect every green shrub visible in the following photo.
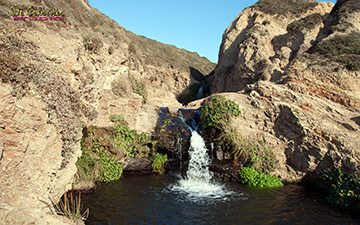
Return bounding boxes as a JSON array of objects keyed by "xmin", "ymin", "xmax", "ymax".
[
  {"xmin": 330, "ymin": 25, "xmax": 346, "ymax": 34},
  {"xmin": 76, "ymin": 115, "xmax": 154, "ymax": 183},
  {"xmin": 152, "ymin": 153, "xmax": 168, "ymax": 174},
  {"xmin": 239, "ymin": 166, "xmax": 283, "ymax": 188},
  {"xmin": 111, "ymin": 123, "xmax": 149, "ymax": 157},
  {"xmin": 199, "ymin": 95, "xmax": 241, "ymax": 129},
  {"xmin": 75, "ymin": 149, "xmax": 98, "ymax": 181},
  {"xmin": 76, "ymin": 145, "xmax": 123, "ymax": 183},
  {"xmin": 318, "ymin": 168, "xmax": 360, "ymax": 211},
  {"xmin": 98, "ymin": 153, "xmax": 123, "ymax": 182}
]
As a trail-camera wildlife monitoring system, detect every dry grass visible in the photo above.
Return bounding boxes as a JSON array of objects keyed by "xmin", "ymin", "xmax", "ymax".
[
  {"xmin": 50, "ymin": 191, "xmax": 89, "ymax": 224},
  {"xmin": 287, "ymin": 13, "xmax": 324, "ymax": 33},
  {"xmin": 218, "ymin": 125, "xmax": 278, "ymax": 174},
  {"xmin": 252, "ymin": 0, "xmax": 318, "ymax": 16},
  {"xmin": 314, "ymin": 31, "xmax": 360, "ymax": 70}
]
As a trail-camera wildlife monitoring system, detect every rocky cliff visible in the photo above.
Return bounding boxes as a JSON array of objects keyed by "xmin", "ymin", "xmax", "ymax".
[
  {"xmin": 0, "ymin": 0, "xmax": 214, "ymax": 224},
  {"xmin": 1, "ymin": 0, "xmax": 360, "ymax": 223},
  {"xmin": 203, "ymin": 0, "xmax": 360, "ymax": 180}
]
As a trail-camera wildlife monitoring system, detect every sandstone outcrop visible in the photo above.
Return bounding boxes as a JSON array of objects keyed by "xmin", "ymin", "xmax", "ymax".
[{"xmin": 204, "ymin": 0, "xmax": 360, "ymax": 180}]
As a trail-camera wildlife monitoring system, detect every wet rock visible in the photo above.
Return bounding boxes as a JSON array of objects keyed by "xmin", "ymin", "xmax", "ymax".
[
  {"xmin": 121, "ymin": 156, "xmax": 152, "ymax": 173},
  {"xmin": 152, "ymin": 107, "xmax": 203, "ymax": 173}
]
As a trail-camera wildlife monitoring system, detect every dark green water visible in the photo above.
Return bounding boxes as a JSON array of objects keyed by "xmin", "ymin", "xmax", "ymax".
[{"xmin": 82, "ymin": 174, "xmax": 360, "ymax": 225}]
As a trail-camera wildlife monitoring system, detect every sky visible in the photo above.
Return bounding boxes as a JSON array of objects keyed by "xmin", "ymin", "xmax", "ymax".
[{"xmin": 89, "ymin": 0, "xmax": 337, "ymax": 63}]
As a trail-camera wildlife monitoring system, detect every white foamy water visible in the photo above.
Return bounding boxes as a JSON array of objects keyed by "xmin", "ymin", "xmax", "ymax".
[{"xmin": 171, "ymin": 130, "xmax": 234, "ymax": 202}]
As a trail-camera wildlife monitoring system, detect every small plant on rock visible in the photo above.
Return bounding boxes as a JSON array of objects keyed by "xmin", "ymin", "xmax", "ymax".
[
  {"xmin": 239, "ymin": 166, "xmax": 283, "ymax": 188},
  {"xmin": 152, "ymin": 153, "xmax": 168, "ymax": 174},
  {"xmin": 199, "ymin": 95, "xmax": 241, "ymax": 129}
]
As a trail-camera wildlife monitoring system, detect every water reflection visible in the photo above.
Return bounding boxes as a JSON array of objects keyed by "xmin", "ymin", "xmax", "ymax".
[{"xmin": 82, "ymin": 174, "xmax": 360, "ymax": 225}]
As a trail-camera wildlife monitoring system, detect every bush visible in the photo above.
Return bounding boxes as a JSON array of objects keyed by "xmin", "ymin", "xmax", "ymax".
[
  {"xmin": 98, "ymin": 153, "xmax": 123, "ymax": 182},
  {"xmin": 318, "ymin": 168, "xmax": 360, "ymax": 211},
  {"xmin": 76, "ymin": 145, "xmax": 123, "ymax": 183},
  {"xmin": 152, "ymin": 153, "xmax": 168, "ymax": 174},
  {"xmin": 199, "ymin": 95, "xmax": 241, "ymax": 129},
  {"xmin": 76, "ymin": 115, "xmax": 154, "ymax": 183},
  {"xmin": 239, "ymin": 166, "xmax": 283, "ymax": 188},
  {"xmin": 262, "ymin": 19, "xmax": 270, "ymax": 25},
  {"xmin": 111, "ymin": 123, "xmax": 149, "ymax": 157},
  {"xmin": 109, "ymin": 114, "xmax": 126, "ymax": 124}
]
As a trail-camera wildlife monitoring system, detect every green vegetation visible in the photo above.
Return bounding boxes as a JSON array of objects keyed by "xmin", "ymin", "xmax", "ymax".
[
  {"xmin": 200, "ymin": 95, "xmax": 278, "ymax": 176},
  {"xmin": 76, "ymin": 140, "xmax": 124, "ymax": 183},
  {"xmin": 287, "ymin": 13, "xmax": 324, "ymax": 33},
  {"xmin": 262, "ymin": 19, "xmax": 270, "ymax": 25},
  {"xmin": 317, "ymin": 168, "xmax": 360, "ymax": 211},
  {"xmin": 109, "ymin": 114, "xmax": 126, "ymax": 123},
  {"xmin": 152, "ymin": 153, "xmax": 168, "ymax": 174},
  {"xmin": 199, "ymin": 95, "xmax": 241, "ymax": 129},
  {"xmin": 239, "ymin": 166, "xmax": 283, "ymax": 188},
  {"xmin": 314, "ymin": 32, "xmax": 360, "ymax": 71},
  {"xmin": 98, "ymin": 153, "xmax": 123, "ymax": 182},
  {"xmin": 329, "ymin": 25, "xmax": 346, "ymax": 34},
  {"xmin": 334, "ymin": 0, "xmax": 360, "ymax": 20},
  {"xmin": 252, "ymin": 0, "xmax": 318, "ymax": 16},
  {"xmin": 76, "ymin": 114, "xmax": 156, "ymax": 183},
  {"xmin": 219, "ymin": 126, "xmax": 278, "ymax": 174}
]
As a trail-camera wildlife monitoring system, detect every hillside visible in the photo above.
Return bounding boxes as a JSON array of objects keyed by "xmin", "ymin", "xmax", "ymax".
[
  {"xmin": 201, "ymin": 0, "xmax": 360, "ymax": 180},
  {"xmin": 0, "ymin": 0, "xmax": 214, "ymax": 224}
]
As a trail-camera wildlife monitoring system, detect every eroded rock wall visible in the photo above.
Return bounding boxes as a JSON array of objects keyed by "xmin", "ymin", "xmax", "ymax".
[{"xmin": 205, "ymin": 0, "xmax": 360, "ymax": 180}]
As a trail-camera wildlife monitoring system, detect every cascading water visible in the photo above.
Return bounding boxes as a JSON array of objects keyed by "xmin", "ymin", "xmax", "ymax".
[{"xmin": 170, "ymin": 111, "xmax": 234, "ymax": 201}]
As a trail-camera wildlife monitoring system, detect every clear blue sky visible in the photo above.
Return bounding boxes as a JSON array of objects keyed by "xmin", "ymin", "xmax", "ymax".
[{"xmin": 89, "ymin": 0, "xmax": 337, "ymax": 63}]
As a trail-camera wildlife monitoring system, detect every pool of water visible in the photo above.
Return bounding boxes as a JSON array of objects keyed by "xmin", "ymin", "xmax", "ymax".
[{"xmin": 82, "ymin": 174, "xmax": 360, "ymax": 225}]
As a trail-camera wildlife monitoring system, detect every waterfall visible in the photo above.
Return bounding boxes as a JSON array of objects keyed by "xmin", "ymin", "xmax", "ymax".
[
  {"xmin": 197, "ymin": 84, "xmax": 204, "ymax": 99},
  {"xmin": 171, "ymin": 111, "xmax": 231, "ymax": 201},
  {"xmin": 185, "ymin": 131, "xmax": 212, "ymax": 182}
]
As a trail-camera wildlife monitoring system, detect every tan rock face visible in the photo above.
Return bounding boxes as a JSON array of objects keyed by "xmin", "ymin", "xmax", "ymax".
[
  {"xmin": 206, "ymin": 0, "xmax": 360, "ymax": 180},
  {"xmin": 0, "ymin": 84, "xmax": 80, "ymax": 224},
  {"xmin": 212, "ymin": 2, "xmax": 334, "ymax": 93}
]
